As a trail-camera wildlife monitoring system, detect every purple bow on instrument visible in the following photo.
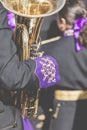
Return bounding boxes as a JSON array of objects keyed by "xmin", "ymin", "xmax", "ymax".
[
  {"xmin": 7, "ymin": 11, "xmax": 16, "ymax": 30},
  {"xmin": 74, "ymin": 18, "xmax": 87, "ymax": 51}
]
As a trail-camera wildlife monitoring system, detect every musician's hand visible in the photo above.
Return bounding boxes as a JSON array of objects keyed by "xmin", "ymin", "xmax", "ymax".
[{"xmin": 30, "ymin": 42, "xmax": 44, "ymax": 59}]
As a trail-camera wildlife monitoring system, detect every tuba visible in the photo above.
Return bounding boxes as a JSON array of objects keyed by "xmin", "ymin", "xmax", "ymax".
[{"xmin": 0, "ymin": 0, "xmax": 66, "ymax": 118}]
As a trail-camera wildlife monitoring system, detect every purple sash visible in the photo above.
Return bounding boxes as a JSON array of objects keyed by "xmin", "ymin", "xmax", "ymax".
[{"xmin": 22, "ymin": 117, "xmax": 34, "ymax": 130}]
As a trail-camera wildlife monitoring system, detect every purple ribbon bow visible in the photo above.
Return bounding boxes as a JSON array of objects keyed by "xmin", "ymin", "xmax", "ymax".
[
  {"xmin": 74, "ymin": 18, "xmax": 87, "ymax": 51},
  {"xmin": 7, "ymin": 11, "xmax": 16, "ymax": 30}
]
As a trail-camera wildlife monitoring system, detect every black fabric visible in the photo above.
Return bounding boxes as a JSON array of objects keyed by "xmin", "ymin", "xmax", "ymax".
[
  {"xmin": 40, "ymin": 36, "xmax": 87, "ymax": 90},
  {"xmin": 0, "ymin": 101, "xmax": 23, "ymax": 130},
  {"xmin": 49, "ymin": 99, "xmax": 87, "ymax": 130},
  {"xmin": 84, "ymin": 0, "xmax": 87, "ymax": 9},
  {"xmin": 40, "ymin": 14, "xmax": 62, "ymax": 41},
  {"xmin": 0, "ymin": 3, "xmax": 9, "ymax": 29}
]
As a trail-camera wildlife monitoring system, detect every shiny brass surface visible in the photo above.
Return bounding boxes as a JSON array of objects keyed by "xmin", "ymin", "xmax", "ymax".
[
  {"xmin": 55, "ymin": 90, "xmax": 87, "ymax": 101},
  {"xmin": 0, "ymin": 0, "xmax": 66, "ymax": 17}
]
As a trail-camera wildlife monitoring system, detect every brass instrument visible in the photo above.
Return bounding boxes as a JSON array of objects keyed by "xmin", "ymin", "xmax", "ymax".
[{"xmin": 0, "ymin": 0, "xmax": 66, "ymax": 118}]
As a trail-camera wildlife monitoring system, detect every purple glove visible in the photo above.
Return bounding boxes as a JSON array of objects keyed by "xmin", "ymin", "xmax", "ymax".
[{"xmin": 34, "ymin": 55, "xmax": 60, "ymax": 88}]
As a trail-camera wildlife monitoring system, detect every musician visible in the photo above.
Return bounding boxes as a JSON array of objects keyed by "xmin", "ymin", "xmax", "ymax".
[
  {"xmin": 0, "ymin": 2, "xmax": 61, "ymax": 130},
  {"xmin": 39, "ymin": 0, "xmax": 87, "ymax": 130}
]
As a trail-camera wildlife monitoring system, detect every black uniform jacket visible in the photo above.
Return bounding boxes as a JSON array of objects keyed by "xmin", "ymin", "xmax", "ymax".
[
  {"xmin": 0, "ymin": 3, "xmax": 60, "ymax": 130},
  {"xmin": 0, "ymin": 3, "xmax": 35, "ymax": 130},
  {"xmin": 40, "ymin": 36, "xmax": 87, "ymax": 90}
]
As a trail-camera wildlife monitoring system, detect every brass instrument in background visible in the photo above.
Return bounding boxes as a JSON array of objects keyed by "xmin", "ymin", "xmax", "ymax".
[{"xmin": 0, "ymin": 0, "xmax": 66, "ymax": 118}]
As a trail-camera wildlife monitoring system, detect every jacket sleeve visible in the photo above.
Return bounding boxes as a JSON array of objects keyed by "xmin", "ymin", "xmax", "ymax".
[{"xmin": 0, "ymin": 3, "xmax": 37, "ymax": 90}]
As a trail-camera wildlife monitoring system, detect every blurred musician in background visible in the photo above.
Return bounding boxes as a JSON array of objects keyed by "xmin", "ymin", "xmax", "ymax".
[{"xmin": 40, "ymin": 0, "xmax": 87, "ymax": 130}]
